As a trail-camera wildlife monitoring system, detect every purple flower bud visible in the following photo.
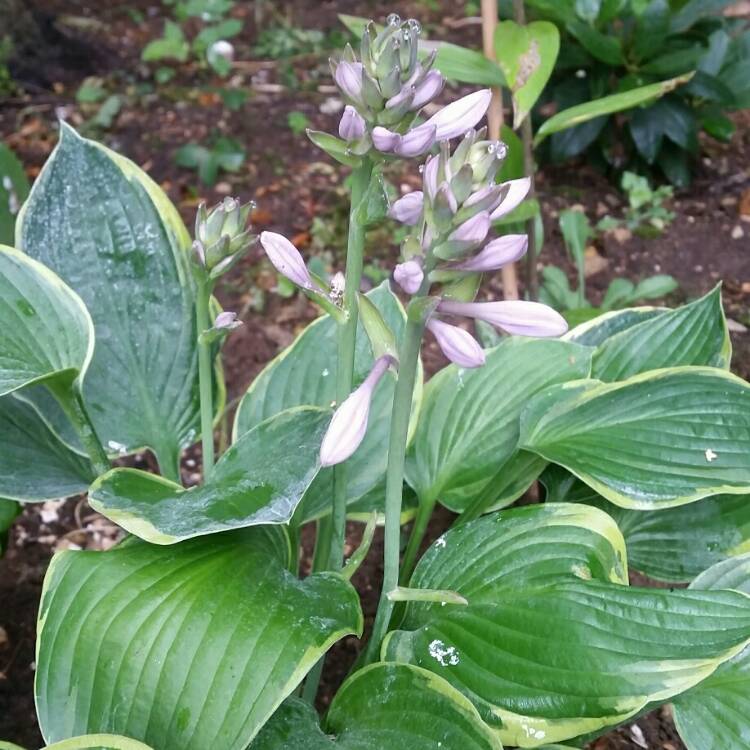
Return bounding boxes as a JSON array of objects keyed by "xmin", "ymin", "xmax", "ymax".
[
  {"xmin": 389, "ymin": 191, "xmax": 424, "ymax": 225},
  {"xmin": 427, "ymin": 318, "xmax": 485, "ymax": 368},
  {"xmin": 422, "ymin": 89, "xmax": 492, "ymax": 141},
  {"xmin": 214, "ymin": 311, "xmax": 242, "ymax": 330},
  {"xmin": 338, "ymin": 105, "xmax": 366, "ymax": 141},
  {"xmin": 423, "ymin": 154, "xmax": 439, "ymax": 199},
  {"xmin": 438, "ymin": 299, "xmax": 568, "ymax": 338},
  {"xmin": 490, "ymin": 177, "xmax": 532, "ymax": 220},
  {"xmin": 451, "ymin": 234, "xmax": 528, "ymax": 272},
  {"xmin": 372, "ymin": 126, "xmax": 401, "ymax": 152},
  {"xmin": 260, "ymin": 231, "xmax": 314, "ymax": 290},
  {"xmin": 412, "ymin": 70, "xmax": 445, "ymax": 110},
  {"xmin": 394, "ymin": 259, "xmax": 424, "ymax": 294},
  {"xmin": 386, "ymin": 86, "xmax": 415, "ymax": 110},
  {"xmin": 448, "ymin": 211, "xmax": 490, "ymax": 246},
  {"xmin": 396, "ymin": 124, "xmax": 436, "ymax": 157},
  {"xmin": 334, "ymin": 61, "xmax": 364, "ymax": 104},
  {"xmin": 320, "ymin": 355, "xmax": 394, "ymax": 467}
]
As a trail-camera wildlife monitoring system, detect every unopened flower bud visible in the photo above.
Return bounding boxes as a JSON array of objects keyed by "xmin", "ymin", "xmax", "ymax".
[
  {"xmin": 489, "ymin": 178, "xmax": 532, "ymax": 220},
  {"xmin": 438, "ymin": 299, "xmax": 568, "ymax": 338},
  {"xmin": 394, "ymin": 258, "xmax": 424, "ymax": 294},
  {"xmin": 260, "ymin": 231, "xmax": 315, "ymax": 290},
  {"xmin": 468, "ymin": 140, "xmax": 509, "ymax": 184},
  {"xmin": 412, "ymin": 69, "xmax": 445, "ymax": 110},
  {"xmin": 422, "ymin": 89, "xmax": 492, "ymax": 141},
  {"xmin": 320, "ymin": 355, "xmax": 394, "ymax": 466},
  {"xmin": 448, "ymin": 211, "xmax": 490, "ymax": 248},
  {"xmin": 214, "ymin": 311, "xmax": 242, "ymax": 330},
  {"xmin": 334, "ymin": 61, "xmax": 365, "ymax": 105},
  {"xmin": 451, "ymin": 234, "xmax": 528, "ymax": 272},
  {"xmin": 427, "ymin": 317, "xmax": 485, "ymax": 368},
  {"xmin": 194, "ymin": 197, "xmax": 255, "ymax": 274},
  {"xmin": 388, "ymin": 191, "xmax": 424, "ymax": 225},
  {"xmin": 339, "ymin": 105, "xmax": 366, "ymax": 141}
]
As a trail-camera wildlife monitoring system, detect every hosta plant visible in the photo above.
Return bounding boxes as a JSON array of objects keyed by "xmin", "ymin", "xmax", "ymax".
[{"xmin": 2, "ymin": 14, "xmax": 750, "ymax": 750}]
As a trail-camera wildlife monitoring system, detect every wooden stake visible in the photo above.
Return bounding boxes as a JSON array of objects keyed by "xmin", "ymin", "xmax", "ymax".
[{"xmin": 481, "ymin": 0, "xmax": 519, "ymax": 300}]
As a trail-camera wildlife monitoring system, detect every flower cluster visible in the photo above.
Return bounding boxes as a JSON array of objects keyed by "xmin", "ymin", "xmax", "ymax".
[{"xmin": 328, "ymin": 14, "xmax": 492, "ymax": 159}]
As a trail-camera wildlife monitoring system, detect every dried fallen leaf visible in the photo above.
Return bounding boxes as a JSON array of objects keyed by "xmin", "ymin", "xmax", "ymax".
[{"xmin": 584, "ymin": 246, "xmax": 609, "ymax": 277}]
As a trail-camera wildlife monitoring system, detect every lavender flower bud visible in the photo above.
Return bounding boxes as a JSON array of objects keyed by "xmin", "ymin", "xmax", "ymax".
[
  {"xmin": 451, "ymin": 234, "xmax": 528, "ymax": 272},
  {"xmin": 320, "ymin": 355, "xmax": 394, "ymax": 467},
  {"xmin": 422, "ymin": 89, "xmax": 492, "ymax": 141},
  {"xmin": 339, "ymin": 105, "xmax": 366, "ymax": 141},
  {"xmin": 438, "ymin": 299, "xmax": 568, "ymax": 338},
  {"xmin": 214, "ymin": 311, "xmax": 242, "ymax": 330},
  {"xmin": 388, "ymin": 191, "xmax": 424, "ymax": 225},
  {"xmin": 490, "ymin": 178, "xmax": 532, "ymax": 220},
  {"xmin": 260, "ymin": 231, "xmax": 315, "ymax": 290},
  {"xmin": 396, "ymin": 124, "xmax": 436, "ymax": 157},
  {"xmin": 372, "ymin": 126, "xmax": 401, "ymax": 152},
  {"xmin": 412, "ymin": 70, "xmax": 445, "ymax": 110},
  {"xmin": 448, "ymin": 211, "xmax": 490, "ymax": 248},
  {"xmin": 334, "ymin": 61, "xmax": 365, "ymax": 105},
  {"xmin": 394, "ymin": 259, "xmax": 424, "ymax": 294},
  {"xmin": 427, "ymin": 318, "xmax": 485, "ymax": 368}
]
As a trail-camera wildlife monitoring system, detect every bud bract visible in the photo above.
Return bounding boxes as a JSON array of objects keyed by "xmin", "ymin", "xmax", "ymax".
[{"xmin": 193, "ymin": 197, "xmax": 255, "ymax": 277}]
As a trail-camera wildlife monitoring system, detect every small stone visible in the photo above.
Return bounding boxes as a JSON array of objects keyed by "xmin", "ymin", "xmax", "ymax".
[
  {"xmin": 727, "ymin": 318, "xmax": 748, "ymax": 333},
  {"xmin": 214, "ymin": 181, "xmax": 232, "ymax": 195},
  {"xmin": 731, "ymin": 225, "xmax": 745, "ymax": 240}
]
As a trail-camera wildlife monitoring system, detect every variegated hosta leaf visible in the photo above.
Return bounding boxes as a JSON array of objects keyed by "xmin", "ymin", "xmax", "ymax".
[
  {"xmin": 36, "ymin": 527, "xmax": 362, "ymax": 750},
  {"xmin": 385, "ymin": 580, "xmax": 750, "ymax": 748},
  {"xmin": 89, "ymin": 407, "xmax": 329, "ymax": 544},
  {"xmin": 234, "ymin": 282, "xmax": 422, "ymax": 523},
  {"xmin": 250, "ymin": 664, "xmax": 501, "ymax": 750},
  {"xmin": 18, "ymin": 124, "xmax": 204, "ymax": 473},
  {"xmin": 673, "ymin": 553, "xmax": 750, "ymax": 750},
  {"xmin": 564, "ymin": 307, "xmax": 664, "ymax": 347},
  {"xmin": 542, "ymin": 463, "xmax": 750, "ymax": 583},
  {"xmin": 0, "ymin": 245, "xmax": 93, "ymax": 396},
  {"xmin": 0, "ymin": 394, "xmax": 93, "ymax": 502},
  {"xmin": 402, "ymin": 503, "xmax": 627, "ymax": 628},
  {"xmin": 520, "ymin": 367, "xmax": 750, "ymax": 509},
  {"xmin": 406, "ymin": 338, "xmax": 592, "ymax": 514},
  {"xmin": 590, "ymin": 286, "xmax": 730, "ymax": 382}
]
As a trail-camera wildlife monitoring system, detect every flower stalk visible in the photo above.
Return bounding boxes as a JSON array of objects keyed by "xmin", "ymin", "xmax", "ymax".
[{"xmin": 196, "ymin": 278, "xmax": 215, "ymax": 480}]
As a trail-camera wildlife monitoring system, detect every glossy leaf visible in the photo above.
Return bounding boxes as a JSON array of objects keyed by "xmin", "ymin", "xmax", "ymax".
[
  {"xmin": 0, "ymin": 245, "xmax": 93, "ymax": 396},
  {"xmin": 534, "ymin": 74, "xmax": 694, "ymax": 145},
  {"xmin": 406, "ymin": 338, "xmax": 592, "ymax": 513},
  {"xmin": 494, "ymin": 21, "xmax": 560, "ymax": 128},
  {"xmin": 90, "ymin": 407, "xmax": 329, "ymax": 544},
  {"xmin": 0, "ymin": 394, "xmax": 94, "ymax": 502},
  {"xmin": 36, "ymin": 527, "xmax": 362, "ymax": 750},
  {"xmin": 591, "ymin": 286, "xmax": 730, "ymax": 381},
  {"xmin": 17, "ymin": 124, "xmax": 203, "ymax": 473},
  {"xmin": 234, "ymin": 283, "xmax": 422, "ymax": 523},
  {"xmin": 564, "ymin": 306, "xmax": 664, "ymax": 347},
  {"xmin": 433, "ymin": 42, "xmax": 506, "ymax": 87},
  {"xmin": 521, "ymin": 367, "xmax": 750, "ymax": 509},
  {"xmin": 251, "ymin": 664, "xmax": 501, "ymax": 749},
  {"xmin": 542, "ymin": 464, "xmax": 750, "ymax": 583},
  {"xmin": 404, "ymin": 503, "xmax": 627, "ymax": 627},
  {"xmin": 385, "ymin": 579, "xmax": 750, "ymax": 747},
  {"xmin": 673, "ymin": 553, "xmax": 750, "ymax": 750},
  {"xmin": 0, "ymin": 143, "xmax": 30, "ymax": 246}
]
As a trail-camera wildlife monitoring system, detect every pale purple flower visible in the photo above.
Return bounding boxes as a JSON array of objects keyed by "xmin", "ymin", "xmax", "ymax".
[
  {"xmin": 423, "ymin": 154, "xmax": 440, "ymax": 199},
  {"xmin": 386, "ymin": 87, "xmax": 415, "ymax": 110},
  {"xmin": 260, "ymin": 231, "xmax": 314, "ymax": 290},
  {"xmin": 422, "ymin": 89, "xmax": 492, "ymax": 141},
  {"xmin": 339, "ymin": 105, "xmax": 366, "ymax": 141},
  {"xmin": 372, "ymin": 126, "xmax": 401, "ymax": 152},
  {"xmin": 448, "ymin": 211, "xmax": 491, "ymax": 247},
  {"xmin": 438, "ymin": 299, "xmax": 568, "ymax": 338},
  {"xmin": 490, "ymin": 177, "xmax": 531, "ymax": 220},
  {"xmin": 427, "ymin": 318, "xmax": 485, "ymax": 368},
  {"xmin": 412, "ymin": 70, "xmax": 445, "ymax": 110},
  {"xmin": 320, "ymin": 355, "xmax": 394, "ymax": 467},
  {"xmin": 372, "ymin": 125, "xmax": 436, "ymax": 157},
  {"xmin": 334, "ymin": 61, "xmax": 364, "ymax": 104},
  {"xmin": 451, "ymin": 234, "xmax": 528, "ymax": 272},
  {"xmin": 389, "ymin": 191, "xmax": 424, "ymax": 225},
  {"xmin": 394, "ymin": 259, "xmax": 424, "ymax": 294},
  {"xmin": 214, "ymin": 311, "xmax": 242, "ymax": 330}
]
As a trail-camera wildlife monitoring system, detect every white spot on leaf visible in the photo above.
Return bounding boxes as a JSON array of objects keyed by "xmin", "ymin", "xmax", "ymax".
[{"xmin": 428, "ymin": 639, "xmax": 460, "ymax": 667}]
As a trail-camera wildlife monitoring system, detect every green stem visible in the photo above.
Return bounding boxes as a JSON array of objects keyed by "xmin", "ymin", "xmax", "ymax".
[
  {"xmin": 196, "ymin": 279, "xmax": 215, "ymax": 481},
  {"xmin": 48, "ymin": 382, "xmax": 110, "ymax": 476},
  {"xmin": 362, "ymin": 315, "xmax": 425, "ymax": 665},
  {"xmin": 328, "ymin": 158, "xmax": 373, "ymax": 570},
  {"xmin": 399, "ymin": 491, "xmax": 438, "ymax": 585}
]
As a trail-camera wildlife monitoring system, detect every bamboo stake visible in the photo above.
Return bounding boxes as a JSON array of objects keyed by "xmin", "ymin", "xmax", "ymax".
[{"xmin": 481, "ymin": 0, "xmax": 519, "ymax": 300}]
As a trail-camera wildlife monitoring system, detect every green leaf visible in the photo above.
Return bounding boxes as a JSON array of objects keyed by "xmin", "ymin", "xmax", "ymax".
[
  {"xmin": 252, "ymin": 664, "xmax": 502, "ymax": 749},
  {"xmin": 591, "ymin": 286, "xmax": 730, "ymax": 381},
  {"xmin": 0, "ymin": 497, "xmax": 19, "ymax": 554},
  {"xmin": 432, "ymin": 42, "xmax": 505, "ymax": 87},
  {"xmin": 673, "ymin": 553, "xmax": 750, "ymax": 750},
  {"xmin": 566, "ymin": 19, "xmax": 623, "ymax": 65},
  {"xmin": 404, "ymin": 503, "xmax": 628, "ymax": 628},
  {"xmin": 0, "ymin": 143, "xmax": 30, "ymax": 246},
  {"xmin": 669, "ymin": 0, "xmax": 737, "ymax": 34},
  {"xmin": 384, "ymin": 579, "xmax": 750, "ymax": 747},
  {"xmin": 406, "ymin": 338, "xmax": 592, "ymax": 513},
  {"xmin": 305, "ymin": 130, "xmax": 362, "ymax": 168},
  {"xmin": 90, "ymin": 407, "xmax": 329, "ymax": 544},
  {"xmin": 559, "ymin": 209, "xmax": 590, "ymax": 269},
  {"xmin": 564, "ymin": 306, "xmax": 665, "ymax": 347},
  {"xmin": 142, "ymin": 20, "xmax": 190, "ymax": 62},
  {"xmin": 495, "ymin": 21, "xmax": 560, "ymax": 128},
  {"xmin": 497, "ymin": 125, "xmax": 525, "ymax": 182},
  {"xmin": 520, "ymin": 367, "xmax": 750, "ymax": 509},
  {"xmin": 43, "ymin": 735, "xmax": 155, "ymax": 750},
  {"xmin": 18, "ymin": 124, "xmax": 204, "ymax": 474},
  {"xmin": 542, "ymin": 464, "xmax": 750, "ymax": 582},
  {"xmin": 234, "ymin": 283, "xmax": 422, "ymax": 524},
  {"xmin": 534, "ymin": 73, "xmax": 694, "ymax": 145},
  {"xmin": 0, "ymin": 395, "xmax": 93, "ymax": 502},
  {"xmin": 632, "ymin": 0, "xmax": 670, "ymax": 61},
  {"xmin": 36, "ymin": 527, "xmax": 362, "ymax": 750},
  {"xmin": 0, "ymin": 245, "xmax": 93, "ymax": 396}
]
